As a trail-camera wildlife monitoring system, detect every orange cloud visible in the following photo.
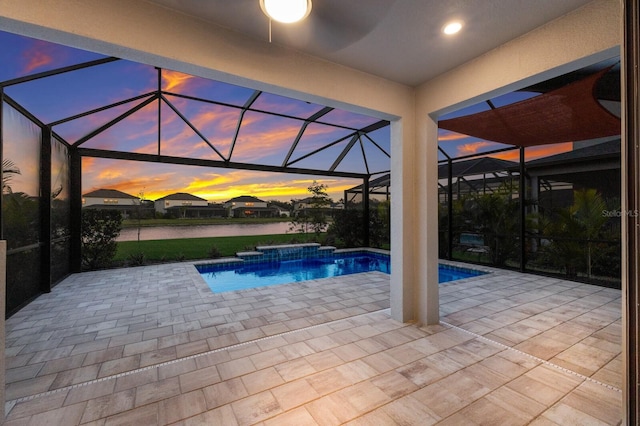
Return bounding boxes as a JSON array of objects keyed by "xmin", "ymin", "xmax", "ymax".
[
  {"xmin": 162, "ymin": 70, "xmax": 195, "ymax": 92},
  {"xmin": 230, "ymin": 115, "xmax": 301, "ymax": 162},
  {"xmin": 438, "ymin": 130, "xmax": 473, "ymax": 142},
  {"xmin": 456, "ymin": 141, "xmax": 497, "ymax": 156},
  {"xmin": 82, "ymin": 157, "xmax": 97, "ymax": 169},
  {"xmin": 158, "ymin": 109, "xmax": 235, "ymax": 159},
  {"xmin": 22, "ymin": 40, "xmax": 54, "ymax": 73},
  {"xmin": 492, "ymin": 142, "xmax": 573, "ymax": 161}
]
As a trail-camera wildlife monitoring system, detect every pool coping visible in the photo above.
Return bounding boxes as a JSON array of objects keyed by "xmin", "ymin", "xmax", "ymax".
[{"xmin": 191, "ymin": 246, "xmax": 393, "ymax": 268}]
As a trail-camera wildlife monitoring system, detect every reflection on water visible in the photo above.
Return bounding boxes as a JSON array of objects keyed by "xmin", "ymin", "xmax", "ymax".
[
  {"xmin": 198, "ymin": 255, "xmax": 390, "ymax": 293},
  {"xmin": 117, "ymin": 222, "xmax": 292, "ymax": 241}
]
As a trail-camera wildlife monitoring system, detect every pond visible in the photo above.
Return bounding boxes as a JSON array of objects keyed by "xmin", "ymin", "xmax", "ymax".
[{"xmin": 117, "ymin": 222, "xmax": 292, "ymax": 241}]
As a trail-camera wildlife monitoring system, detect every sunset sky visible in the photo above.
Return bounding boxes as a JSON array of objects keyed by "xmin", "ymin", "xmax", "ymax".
[{"xmin": 1, "ymin": 30, "xmax": 573, "ymax": 202}]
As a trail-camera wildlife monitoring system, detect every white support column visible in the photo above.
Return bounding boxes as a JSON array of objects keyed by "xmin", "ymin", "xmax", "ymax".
[
  {"xmin": 390, "ymin": 109, "xmax": 439, "ymax": 326},
  {"xmin": 390, "ymin": 118, "xmax": 415, "ymax": 322},
  {"xmin": 414, "ymin": 116, "xmax": 440, "ymax": 325}
]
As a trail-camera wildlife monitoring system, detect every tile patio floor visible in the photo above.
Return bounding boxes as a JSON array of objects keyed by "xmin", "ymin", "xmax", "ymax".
[{"xmin": 3, "ymin": 260, "xmax": 622, "ymax": 425}]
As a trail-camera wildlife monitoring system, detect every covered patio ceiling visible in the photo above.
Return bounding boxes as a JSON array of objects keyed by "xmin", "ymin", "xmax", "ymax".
[{"xmin": 0, "ymin": 33, "xmax": 391, "ymax": 182}]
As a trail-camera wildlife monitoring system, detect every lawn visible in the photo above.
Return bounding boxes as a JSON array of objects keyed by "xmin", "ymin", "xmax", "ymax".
[{"xmin": 115, "ymin": 233, "xmax": 320, "ymax": 263}]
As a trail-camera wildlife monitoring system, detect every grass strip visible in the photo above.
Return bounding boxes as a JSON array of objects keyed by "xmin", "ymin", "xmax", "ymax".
[{"xmin": 115, "ymin": 233, "xmax": 316, "ymax": 261}]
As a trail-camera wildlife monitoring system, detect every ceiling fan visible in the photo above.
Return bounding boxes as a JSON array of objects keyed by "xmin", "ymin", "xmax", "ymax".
[{"xmin": 259, "ymin": 0, "xmax": 398, "ymax": 51}]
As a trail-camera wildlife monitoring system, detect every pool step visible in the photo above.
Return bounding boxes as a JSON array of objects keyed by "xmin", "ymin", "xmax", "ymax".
[{"xmin": 237, "ymin": 243, "xmax": 337, "ymax": 263}]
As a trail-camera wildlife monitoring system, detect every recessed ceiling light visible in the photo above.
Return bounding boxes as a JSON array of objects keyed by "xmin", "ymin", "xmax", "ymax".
[
  {"xmin": 260, "ymin": 0, "xmax": 312, "ymax": 24},
  {"xmin": 443, "ymin": 21, "xmax": 463, "ymax": 35}
]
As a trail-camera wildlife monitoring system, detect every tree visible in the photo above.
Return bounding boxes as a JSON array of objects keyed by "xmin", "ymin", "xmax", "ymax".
[
  {"xmin": 306, "ymin": 181, "xmax": 331, "ymax": 237},
  {"xmin": 461, "ymin": 185, "xmax": 519, "ymax": 266},
  {"xmin": 540, "ymin": 189, "xmax": 608, "ymax": 278},
  {"xmin": 81, "ymin": 209, "xmax": 123, "ymax": 270},
  {"xmin": 289, "ymin": 181, "xmax": 332, "ymax": 240},
  {"xmin": 132, "ymin": 188, "xmax": 145, "ymax": 242},
  {"xmin": 2, "ymin": 158, "xmax": 20, "ymax": 194},
  {"xmin": 572, "ymin": 189, "xmax": 608, "ymax": 278},
  {"xmin": 327, "ymin": 206, "xmax": 389, "ymax": 248},
  {"xmin": 327, "ymin": 209, "xmax": 362, "ymax": 247}
]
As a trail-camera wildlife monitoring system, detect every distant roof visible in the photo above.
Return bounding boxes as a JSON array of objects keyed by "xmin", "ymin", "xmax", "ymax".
[
  {"xmin": 227, "ymin": 195, "xmax": 265, "ymax": 203},
  {"xmin": 345, "ymin": 174, "xmax": 390, "ymax": 193},
  {"xmin": 525, "ymin": 139, "xmax": 620, "ymax": 168},
  {"xmin": 83, "ymin": 189, "xmax": 137, "ymax": 199},
  {"xmin": 156, "ymin": 192, "xmax": 207, "ymax": 202},
  {"xmin": 438, "ymin": 157, "xmax": 518, "ymax": 179}
]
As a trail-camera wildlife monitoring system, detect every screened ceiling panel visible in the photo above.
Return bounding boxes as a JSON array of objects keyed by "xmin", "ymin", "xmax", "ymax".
[
  {"xmin": 159, "ymin": 102, "xmax": 224, "ymax": 160},
  {"xmin": 0, "ymin": 32, "xmax": 108, "ymax": 83},
  {"xmin": 250, "ymin": 92, "xmax": 326, "ymax": 119},
  {"xmin": 53, "ymin": 99, "xmax": 152, "ymax": 144},
  {"xmin": 319, "ymin": 109, "xmax": 380, "ymax": 129},
  {"xmin": 2, "ymin": 29, "xmax": 391, "ymax": 181},
  {"xmin": 231, "ymin": 111, "xmax": 304, "ymax": 166},
  {"xmin": 364, "ymin": 127, "xmax": 391, "ymax": 155},
  {"xmin": 361, "ymin": 136, "xmax": 390, "ymax": 173},
  {"xmin": 288, "ymin": 122, "xmax": 355, "ymax": 159},
  {"xmin": 5, "ymin": 61, "xmax": 157, "ymax": 124},
  {"xmin": 291, "ymin": 139, "xmax": 353, "ymax": 171},
  {"xmin": 160, "ymin": 70, "xmax": 256, "ymax": 107},
  {"xmin": 438, "ymin": 129, "xmax": 514, "ymax": 158},
  {"xmin": 334, "ymin": 142, "xmax": 368, "ymax": 174},
  {"xmin": 163, "ymin": 95, "xmax": 242, "ymax": 158},
  {"xmin": 80, "ymin": 102, "xmax": 159, "ymax": 154}
]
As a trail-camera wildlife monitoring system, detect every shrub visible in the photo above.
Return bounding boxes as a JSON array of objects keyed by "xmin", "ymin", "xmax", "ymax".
[
  {"xmin": 327, "ymin": 208, "xmax": 389, "ymax": 248},
  {"xmin": 82, "ymin": 209, "xmax": 123, "ymax": 270},
  {"xmin": 327, "ymin": 209, "xmax": 362, "ymax": 247},
  {"xmin": 208, "ymin": 246, "xmax": 222, "ymax": 259},
  {"xmin": 127, "ymin": 252, "xmax": 146, "ymax": 266}
]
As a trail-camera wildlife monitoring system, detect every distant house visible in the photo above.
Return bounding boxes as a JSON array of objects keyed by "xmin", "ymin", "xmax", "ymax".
[
  {"xmin": 293, "ymin": 197, "xmax": 343, "ymax": 216},
  {"xmin": 154, "ymin": 193, "xmax": 210, "ymax": 217},
  {"xmin": 82, "ymin": 188, "xmax": 151, "ymax": 218},
  {"xmin": 270, "ymin": 204, "xmax": 290, "ymax": 217},
  {"xmin": 224, "ymin": 195, "xmax": 277, "ymax": 218},
  {"xmin": 83, "ymin": 188, "xmax": 138, "ymax": 207}
]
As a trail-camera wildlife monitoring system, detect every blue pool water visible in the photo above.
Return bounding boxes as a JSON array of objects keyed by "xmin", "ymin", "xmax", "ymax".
[{"xmin": 196, "ymin": 253, "xmax": 486, "ymax": 293}]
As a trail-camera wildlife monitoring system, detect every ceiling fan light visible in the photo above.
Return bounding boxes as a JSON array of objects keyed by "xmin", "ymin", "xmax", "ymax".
[
  {"xmin": 260, "ymin": 0, "xmax": 312, "ymax": 24},
  {"xmin": 443, "ymin": 21, "xmax": 463, "ymax": 35}
]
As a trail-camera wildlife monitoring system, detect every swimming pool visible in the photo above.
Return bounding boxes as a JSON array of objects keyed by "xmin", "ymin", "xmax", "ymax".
[{"xmin": 196, "ymin": 252, "xmax": 486, "ymax": 293}]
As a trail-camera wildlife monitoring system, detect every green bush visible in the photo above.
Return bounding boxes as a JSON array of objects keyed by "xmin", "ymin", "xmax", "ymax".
[
  {"xmin": 127, "ymin": 252, "xmax": 146, "ymax": 266},
  {"xmin": 208, "ymin": 246, "xmax": 222, "ymax": 259},
  {"xmin": 82, "ymin": 210, "xmax": 123, "ymax": 270},
  {"xmin": 327, "ymin": 208, "xmax": 389, "ymax": 248}
]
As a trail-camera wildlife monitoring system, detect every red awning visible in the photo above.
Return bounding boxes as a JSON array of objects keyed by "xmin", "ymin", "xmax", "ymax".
[{"xmin": 439, "ymin": 68, "xmax": 621, "ymax": 147}]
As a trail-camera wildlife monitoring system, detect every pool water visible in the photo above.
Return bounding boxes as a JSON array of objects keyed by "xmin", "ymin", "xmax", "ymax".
[{"xmin": 197, "ymin": 253, "xmax": 486, "ymax": 293}]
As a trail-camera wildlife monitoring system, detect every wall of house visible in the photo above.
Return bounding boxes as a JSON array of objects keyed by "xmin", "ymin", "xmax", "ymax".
[
  {"xmin": 83, "ymin": 197, "xmax": 136, "ymax": 207},
  {"xmin": 163, "ymin": 200, "xmax": 208, "ymax": 209}
]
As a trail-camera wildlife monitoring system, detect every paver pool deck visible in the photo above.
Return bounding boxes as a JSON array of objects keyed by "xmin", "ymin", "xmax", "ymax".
[{"xmin": 4, "ymin": 260, "xmax": 622, "ymax": 425}]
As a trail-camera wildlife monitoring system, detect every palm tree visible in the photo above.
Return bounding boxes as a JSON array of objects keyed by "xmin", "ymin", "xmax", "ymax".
[
  {"xmin": 571, "ymin": 189, "xmax": 608, "ymax": 278},
  {"xmin": 541, "ymin": 189, "xmax": 608, "ymax": 278},
  {"xmin": 2, "ymin": 158, "xmax": 21, "ymax": 194}
]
